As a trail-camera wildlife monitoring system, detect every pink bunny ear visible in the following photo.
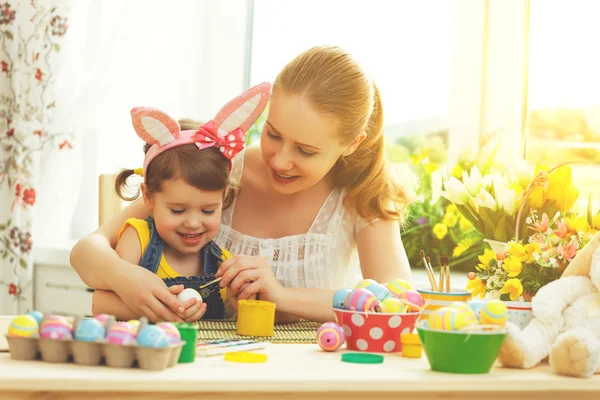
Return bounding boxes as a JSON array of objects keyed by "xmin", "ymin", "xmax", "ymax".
[
  {"xmin": 212, "ymin": 82, "xmax": 271, "ymax": 137},
  {"xmin": 130, "ymin": 107, "xmax": 181, "ymax": 145}
]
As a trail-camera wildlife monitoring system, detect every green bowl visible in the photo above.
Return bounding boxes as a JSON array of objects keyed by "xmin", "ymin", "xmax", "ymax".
[{"xmin": 417, "ymin": 325, "xmax": 506, "ymax": 374}]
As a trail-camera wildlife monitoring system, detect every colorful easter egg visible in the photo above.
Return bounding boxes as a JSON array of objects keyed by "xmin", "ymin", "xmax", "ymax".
[
  {"xmin": 75, "ymin": 318, "xmax": 105, "ymax": 342},
  {"xmin": 157, "ymin": 322, "xmax": 181, "ymax": 344},
  {"xmin": 137, "ymin": 325, "xmax": 170, "ymax": 348},
  {"xmin": 428, "ymin": 307, "xmax": 474, "ymax": 331},
  {"xmin": 127, "ymin": 320, "xmax": 140, "ymax": 330},
  {"xmin": 480, "ymin": 299, "xmax": 508, "ymax": 327},
  {"xmin": 94, "ymin": 313, "xmax": 111, "ymax": 327},
  {"xmin": 317, "ymin": 322, "xmax": 345, "ymax": 352},
  {"xmin": 107, "ymin": 322, "xmax": 137, "ymax": 345},
  {"xmin": 363, "ymin": 282, "xmax": 391, "ymax": 302},
  {"xmin": 177, "ymin": 288, "xmax": 203, "ymax": 303},
  {"xmin": 344, "ymin": 288, "xmax": 378, "ymax": 312},
  {"xmin": 8, "ymin": 314, "xmax": 39, "ymax": 338},
  {"xmin": 355, "ymin": 279, "xmax": 378, "ymax": 289},
  {"xmin": 27, "ymin": 311, "xmax": 44, "ymax": 326},
  {"xmin": 400, "ymin": 290, "xmax": 425, "ymax": 311},
  {"xmin": 448, "ymin": 301, "xmax": 478, "ymax": 326},
  {"xmin": 40, "ymin": 316, "xmax": 73, "ymax": 340},
  {"xmin": 467, "ymin": 299, "xmax": 486, "ymax": 321},
  {"xmin": 332, "ymin": 288, "xmax": 352, "ymax": 309},
  {"xmin": 379, "ymin": 297, "xmax": 405, "ymax": 313},
  {"xmin": 386, "ymin": 279, "xmax": 412, "ymax": 298}
]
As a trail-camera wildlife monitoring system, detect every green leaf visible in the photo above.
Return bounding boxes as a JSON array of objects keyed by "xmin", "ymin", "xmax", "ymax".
[
  {"xmin": 7, "ymin": 219, "xmax": 12, "ymax": 226},
  {"xmin": 494, "ymin": 216, "xmax": 508, "ymax": 242},
  {"xmin": 53, "ymin": 43, "xmax": 60, "ymax": 52},
  {"xmin": 4, "ymin": 30, "xmax": 13, "ymax": 40},
  {"xmin": 51, "ymin": 7, "xmax": 56, "ymax": 12},
  {"xmin": 587, "ymin": 193, "xmax": 593, "ymax": 225},
  {"xmin": 19, "ymin": 258, "xmax": 27, "ymax": 269},
  {"xmin": 0, "ymin": 224, "xmax": 5, "ymax": 230}
]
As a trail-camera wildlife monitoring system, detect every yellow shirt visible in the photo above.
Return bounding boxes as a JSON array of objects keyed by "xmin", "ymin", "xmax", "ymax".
[{"xmin": 118, "ymin": 218, "xmax": 230, "ymax": 299}]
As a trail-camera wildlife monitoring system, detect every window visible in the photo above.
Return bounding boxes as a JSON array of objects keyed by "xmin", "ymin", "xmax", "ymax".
[{"xmin": 249, "ymin": 0, "xmax": 456, "ymax": 165}]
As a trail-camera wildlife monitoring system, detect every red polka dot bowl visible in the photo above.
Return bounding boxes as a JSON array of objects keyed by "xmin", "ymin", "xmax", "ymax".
[{"xmin": 333, "ymin": 308, "xmax": 420, "ymax": 353}]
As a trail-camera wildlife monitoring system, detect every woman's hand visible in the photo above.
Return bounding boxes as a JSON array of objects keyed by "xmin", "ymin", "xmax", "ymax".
[
  {"xmin": 107, "ymin": 266, "xmax": 186, "ymax": 323},
  {"xmin": 166, "ymin": 286, "xmax": 207, "ymax": 322},
  {"xmin": 216, "ymin": 255, "xmax": 285, "ymax": 304}
]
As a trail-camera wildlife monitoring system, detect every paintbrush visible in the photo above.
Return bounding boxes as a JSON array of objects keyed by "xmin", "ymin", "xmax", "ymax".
[
  {"xmin": 438, "ymin": 261, "xmax": 445, "ymax": 293},
  {"xmin": 441, "ymin": 255, "xmax": 451, "ymax": 293},
  {"xmin": 200, "ymin": 256, "xmax": 270, "ymax": 289},
  {"xmin": 420, "ymin": 250, "xmax": 437, "ymax": 291},
  {"xmin": 426, "ymin": 256, "xmax": 439, "ymax": 292}
]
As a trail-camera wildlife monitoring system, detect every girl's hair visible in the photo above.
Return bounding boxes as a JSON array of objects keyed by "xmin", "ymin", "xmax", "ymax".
[
  {"xmin": 115, "ymin": 119, "xmax": 237, "ymax": 209},
  {"xmin": 273, "ymin": 45, "xmax": 412, "ymax": 223}
]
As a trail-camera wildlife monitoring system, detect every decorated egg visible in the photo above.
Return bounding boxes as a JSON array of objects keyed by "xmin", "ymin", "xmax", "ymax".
[
  {"xmin": 137, "ymin": 325, "xmax": 170, "ymax": 348},
  {"xmin": 447, "ymin": 301, "xmax": 478, "ymax": 327},
  {"xmin": 379, "ymin": 297, "xmax": 405, "ymax": 313},
  {"xmin": 75, "ymin": 318, "xmax": 106, "ymax": 342},
  {"xmin": 8, "ymin": 314, "xmax": 39, "ymax": 338},
  {"xmin": 177, "ymin": 288, "xmax": 203, "ymax": 303},
  {"xmin": 428, "ymin": 307, "xmax": 474, "ymax": 331},
  {"xmin": 40, "ymin": 316, "xmax": 73, "ymax": 340},
  {"xmin": 27, "ymin": 311, "xmax": 44, "ymax": 326},
  {"xmin": 466, "ymin": 299, "xmax": 486, "ymax": 321},
  {"xmin": 362, "ymin": 282, "xmax": 391, "ymax": 302},
  {"xmin": 400, "ymin": 290, "xmax": 425, "ymax": 311},
  {"xmin": 127, "ymin": 320, "xmax": 140, "ymax": 330},
  {"xmin": 355, "ymin": 278, "xmax": 378, "ymax": 289},
  {"xmin": 386, "ymin": 279, "xmax": 413, "ymax": 298},
  {"xmin": 317, "ymin": 322, "xmax": 345, "ymax": 352},
  {"xmin": 480, "ymin": 299, "xmax": 508, "ymax": 327},
  {"xmin": 157, "ymin": 322, "xmax": 181, "ymax": 344},
  {"xmin": 344, "ymin": 288, "xmax": 378, "ymax": 312},
  {"xmin": 332, "ymin": 288, "xmax": 351, "ymax": 309},
  {"xmin": 107, "ymin": 322, "xmax": 137, "ymax": 345},
  {"xmin": 94, "ymin": 313, "xmax": 111, "ymax": 327}
]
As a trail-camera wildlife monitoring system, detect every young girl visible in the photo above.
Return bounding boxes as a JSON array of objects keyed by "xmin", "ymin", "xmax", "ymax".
[{"xmin": 92, "ymin": 82, "xmax": 271, "ymax": 322}]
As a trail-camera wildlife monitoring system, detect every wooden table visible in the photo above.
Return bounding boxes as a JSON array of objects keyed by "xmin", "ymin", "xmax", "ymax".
[{"xmin": 1, "ymin": 342, "xmax": 600, "ymax": 400}]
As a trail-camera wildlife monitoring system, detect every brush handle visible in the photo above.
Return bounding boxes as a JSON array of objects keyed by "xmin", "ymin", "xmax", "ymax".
[
  {"xmin": 445, "ymin": 265, "xmax": 451, "ymax": 293},
  {"xmin": 438, "ymin": 266, "xmax": 445, "ymax": 293}
]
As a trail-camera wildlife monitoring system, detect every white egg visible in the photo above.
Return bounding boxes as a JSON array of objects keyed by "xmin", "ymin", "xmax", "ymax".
[{"xmin": 177, "ymin": 288, "xmax": 203, "ymax": 303}]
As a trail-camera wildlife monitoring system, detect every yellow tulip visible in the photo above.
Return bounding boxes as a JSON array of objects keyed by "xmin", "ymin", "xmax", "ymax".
[
  {"xmin": 502, "ymin": 257, "xmax": 522, "ymax": 277},
  {"xmin": 556, "ymin": 185, "xmax": 579, "ymax": 213},
  {"xmin": 529, "ymin": 187, "xmax": 545, "ymax": 209},
  {"xmin": 451, "ymin": 165, "xmax": 463, "ymax": 179},
  {"xmin": 546, "ymin": 166, "xmax": 573, "ymax": 201},
  {"xmin": 433, "ymin": 223, "xmax": 448, "ymax": 240},
  {"xmin": 466, "ymin": 277, "xmax": 487, "ymax": 299},
  {"xmin": 500, "ymin": 278, "xmax": 524, "ymax": 301},
  {"xmin": 477, "ymin": 249, "xmax": 497, "ymax": 271},
  {"xmin": 508, "ymin": 242, "xmax": 527, "ymax": 262},
  {"xmin": 594, "ymin": 213, "xmax": 600, "ymax": 230},
  {"xmin": 567, "ymin": 216, "xmax": 589, "ymax": 234}
]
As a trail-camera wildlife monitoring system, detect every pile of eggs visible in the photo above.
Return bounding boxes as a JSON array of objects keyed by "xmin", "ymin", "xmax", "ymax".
[
  {"xmin": 7, "ymin": 312, "xmax": 182, "ymax": 349},
  {"xmin": 332, "ymin": 278, "xmax": 425, "ymax": 314},
  {"xmin": 423, "ymin": 299, "xmax": 508, "ymax": 331}
]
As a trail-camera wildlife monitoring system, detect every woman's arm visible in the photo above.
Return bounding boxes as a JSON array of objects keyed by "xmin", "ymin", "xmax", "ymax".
[{"xmin": 92, "ymin": 290, "xmax": 138, "ymax": 321}]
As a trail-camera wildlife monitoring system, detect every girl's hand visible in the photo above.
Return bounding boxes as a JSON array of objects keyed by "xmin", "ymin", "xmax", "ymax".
[
  {"xmin": 167, "ymin": 286, "xmax": 207, "ymax": 322},
  {"xmin": 216, "ymin": 255, "xmax": 285, "ymax": 304}
]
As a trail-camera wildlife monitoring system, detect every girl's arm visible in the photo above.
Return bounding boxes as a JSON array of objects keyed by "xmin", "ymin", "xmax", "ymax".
[{"xmin": 92, "ymin": 290, "xmax": 138, "ymax": 321}]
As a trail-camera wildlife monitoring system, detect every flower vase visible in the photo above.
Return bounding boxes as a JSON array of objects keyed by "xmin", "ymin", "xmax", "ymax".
[
  {"xmin": 483, "ymin": 239, "xmax": 509, "ymax": 254},
  {"xmin": 504, "ymin": 301, "xmax": 533, "ymax": 329}
]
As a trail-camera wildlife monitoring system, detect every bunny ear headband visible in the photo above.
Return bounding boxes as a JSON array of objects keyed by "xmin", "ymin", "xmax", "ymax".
[{"xmin": 130, "ymin": 82, "xmax": 271, "ymax": 179}]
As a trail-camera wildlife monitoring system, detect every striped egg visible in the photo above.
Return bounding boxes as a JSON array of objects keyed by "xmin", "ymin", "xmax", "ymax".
[
  {"xmin": 8, "ymin": 314, "xmax": 39, "ymax": 338},
  {"xmin": 40, "ymin": 316, "xmax": 73, "ymax": 340},
  {"xmin": 428, "ymin": 307, "xmax": 474, "ymax": 331},
  {"xmin": 137, "ymin": 325, "xmax": 169, "ymax": 348},
  {"xmin": 448, "ymin": 301, "xmax": 478, "ymax": 326},
  {"xmin": 344, "ymin": 288, "xmax": 378, "ymax": 312},
  {"xmin": 480, "ymin": 299, "xmax": 508, "ymax": 327},
  {"xmin": 355, "ymin": 279, "xmax": 378, "ymax": 289},
  {"xmin": 75, "ymin": 318, "xmax": 105, "ymax": 342},
  {"xmin": 386, "ymin": 279, "xmax": 413, "ymax": 298},
  {"xmin": 127, "ymin": 320, "xmax": 140, "ymax": 331},
  {"xmin": 363, "ymin": 282, "xmax": 391, "ymax": 302},
  {"xmin": 379, "ymin": 297, "xmax": 404, "ymax": 313},
  {"xmin": 466, "ymin": 299, "xmax": 486, "ymax": 321},
  {"xmin": 316, "ymin": 322, "xmax": 345, "ymax": 352},
  {"xmin": 27, "ymin": 311, "xmax": 44, "ymax": 326},
  {"xmin": 400, "ymin": 290, "xmax": 425, "ymax": 311},
  {"xmin": 332, "ymin": 288, "xmax": 352, "ymax": 309},
  {"xmin": 106, "ymin": 322, "xmax": 137, "ymax": 345},
  {"xmin": 157, "ymin": 322, "xmax": 181, "ymax": 344}
]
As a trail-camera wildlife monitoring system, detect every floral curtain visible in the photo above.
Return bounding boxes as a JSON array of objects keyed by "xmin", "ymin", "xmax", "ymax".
[{"xmin": 0, "ymin": 0, "xmax": 71, "ymax": 314}]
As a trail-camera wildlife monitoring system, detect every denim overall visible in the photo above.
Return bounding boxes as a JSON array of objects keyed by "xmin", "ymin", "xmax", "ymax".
[{"xmin": 139, "ymin": 216, "xmax": 226, "ymax": 320}]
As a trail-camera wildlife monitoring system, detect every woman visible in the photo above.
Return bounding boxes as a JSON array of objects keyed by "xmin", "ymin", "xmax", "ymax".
[{"xmin": 70, "ymin": 45, "xmax": 413, "ymax": 323}]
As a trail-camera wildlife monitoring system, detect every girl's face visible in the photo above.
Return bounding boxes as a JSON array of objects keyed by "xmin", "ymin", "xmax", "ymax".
[
  {"xmin": 260, "ymin": 92, "xmax": 350, "ymax": 195},
  {"xmin": 142, "ymin": 178, "xmax": 224, "ymax": 256}
]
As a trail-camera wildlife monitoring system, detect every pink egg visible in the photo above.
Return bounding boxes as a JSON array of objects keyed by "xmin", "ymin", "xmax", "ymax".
[
  {"xmin": 157, "ymin": 322, "xmax": 181, "ymax": 344},
  {"xmin": 344, "ymin": 288, "xmax": 378, "ymax": 312},
  {"xmin": 400, "ymin": 290, "xmax": 425, "ymax": 311},
  {"xmin": 94, "ymin": 313, "xmax": 110, "ymax": 327},
  {"xmin": 106, "ymin": 322, "xmax": 137, "ymax": 345},
  {"xmin": 317, "ymin": 322, "xmax": 345, "ymax": 352},
  {"xmin": 40, "ymin": 316, "xmax": 72, "ymax": 340}
]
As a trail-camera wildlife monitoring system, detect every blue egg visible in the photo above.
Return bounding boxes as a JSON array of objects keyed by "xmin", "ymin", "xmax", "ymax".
[
  {"xmin": 27, "ymin": 311, "xmax": 44, "ymax": 326},
  {"xmin": 332, "ymin": 289, "xmax": 352, "ymax": 309},
  {"xmin": 137, "ymin": 325, "xmax": 169, "ymax": 348},
  {"xmin": 467, "ymin": 299, "xmax": 486, "ymax": 320},
  {"xmin": 75, "ymin": 318, "xmax": 106, "ymax": 342},
  {"xmin": 364, "ymin": 283, "xmax": 391, "ymax": 302}
]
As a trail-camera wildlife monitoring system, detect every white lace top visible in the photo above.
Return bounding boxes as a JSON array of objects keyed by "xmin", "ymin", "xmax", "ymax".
[{"xmin": 215, "ymin": 151, "xmax": 372, "ymax": 290}]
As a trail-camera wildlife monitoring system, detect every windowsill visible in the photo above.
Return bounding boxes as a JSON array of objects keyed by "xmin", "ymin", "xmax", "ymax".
[{"xmin": 33, "ymin": 240, "xmax": 79, "ymax": 267}]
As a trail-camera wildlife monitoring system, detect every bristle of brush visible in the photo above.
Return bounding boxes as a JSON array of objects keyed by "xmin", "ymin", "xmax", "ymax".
[{"xmin": 440, "ymin": 256, "xmax": 449, "ymax": 266}]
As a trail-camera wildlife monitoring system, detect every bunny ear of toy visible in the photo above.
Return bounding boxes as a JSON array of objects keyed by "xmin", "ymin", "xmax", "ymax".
[
  {"xmin": 130, "ymin": 107, "xmax": 181, "ymax": 146},
  {"xmin": 212, "ymin": 82, "xmax": 271, "ymax": 137}
]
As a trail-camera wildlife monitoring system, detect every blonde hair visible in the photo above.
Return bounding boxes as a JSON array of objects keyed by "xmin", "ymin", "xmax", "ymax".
[{"xmin": 273, "ymin": 45, "xmax": 411, "ymax": 223}]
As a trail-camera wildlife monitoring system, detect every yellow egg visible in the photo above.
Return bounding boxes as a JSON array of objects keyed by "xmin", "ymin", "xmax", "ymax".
[
  {"xmin": 428, "ymin": 307, "xmax": 475, "ymax": 331},
  {"xmin": 480, "ymin": 299, "xmax": 508, "ymax": 327},
  {"xmin": 8, "ymin": 314, "xmax": 39, "ymax": 338},
  {"xmin": 386, "ymin": 279, "xmax": 413, "ymax": 298},
  {"xmin": 379, "ymin": 297, "xmax": 404, "ymax": 313},
  {"xmin": 355, "ymin": 279, "xmax": 378, "ymax": 289},
  {"xmin": 448, "ymin": 301, "xmax": 478, "ymax": 326}
]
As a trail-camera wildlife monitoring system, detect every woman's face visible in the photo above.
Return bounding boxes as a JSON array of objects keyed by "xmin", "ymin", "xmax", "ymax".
[{"xmin": 260, "ymin": 91, "xmax": 347, "ymax": 195}]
